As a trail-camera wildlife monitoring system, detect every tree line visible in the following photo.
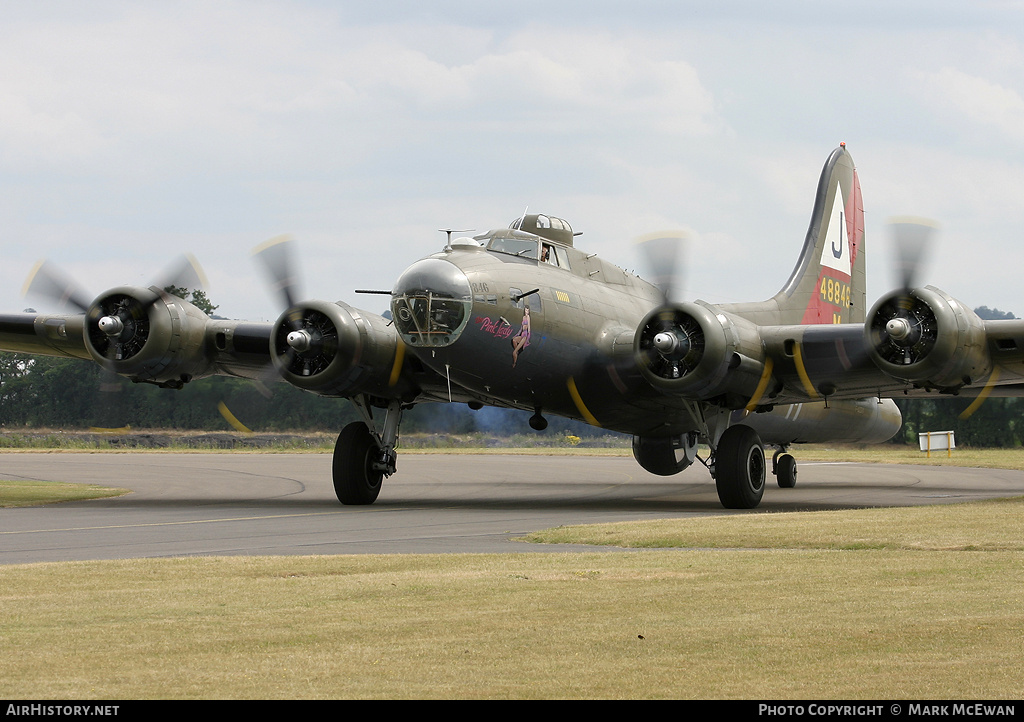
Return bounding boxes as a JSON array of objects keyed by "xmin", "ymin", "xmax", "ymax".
[{"xmin": 0, "ymin": 351, "xmax": 607, "ymax": 438}]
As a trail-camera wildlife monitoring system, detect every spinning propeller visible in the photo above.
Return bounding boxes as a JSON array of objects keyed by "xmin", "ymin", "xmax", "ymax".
[
  {"xmin": 633, "ymin": 231, "xmax": 704, "ymax": 383},
  {"xmin": 23, "ymin": 254, "xmax": 207, "ymax": 369},
  {"xmin": 867, "ymin": 218, "xmax": 939, "ymax": 367},
  {"xmin": 251, "ymin": 235, "xmax": 340, "ymax": 380},
  {"xmin": 636, "ymin": 231, "xmax": 688, "ymax": 305}
]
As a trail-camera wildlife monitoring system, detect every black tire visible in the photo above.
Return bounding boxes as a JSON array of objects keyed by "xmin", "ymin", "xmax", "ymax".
[
  {"xmin": 332, "ymin": 422, "xmax": 384, "ymax": 505},
  {"xmin": 714, "ymin": 425, "xmax": 766, "ymax": 509},
  {"xmin": 776, "ymin": 453, "xmax": 797, "ymax": 489}
]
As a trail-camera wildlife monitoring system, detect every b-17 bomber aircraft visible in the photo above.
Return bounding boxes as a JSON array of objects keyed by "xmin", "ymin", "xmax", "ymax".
[{"xmin": 4, "ymin": 145, "xmax": 1024, "ymax": 509}]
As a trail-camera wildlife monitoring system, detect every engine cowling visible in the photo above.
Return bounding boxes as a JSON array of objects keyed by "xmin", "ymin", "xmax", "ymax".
[
  {"xmin": 865, "ymin": 286, "xmax": 991, "ymax": 390},
  {"xmin": 270, "ymin": 300, "xmax": 405, "ymax": 397},
  {"xmin": 634, "ymin": 302, "xmax": 766, "ymax": 403},
  {"xmin": 84, "ymin": 286, "xmax": 213, "ymax": 387}
]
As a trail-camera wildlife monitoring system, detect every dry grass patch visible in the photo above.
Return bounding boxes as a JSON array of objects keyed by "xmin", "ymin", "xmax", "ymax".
[
  {"xmin": 0, "ymin": 480, "xmax": 130, "ymax": 507},
  {"xmin": 1, "ymin": 550, "xmax": 1023, "ymax": 699},
  {"xmin": 795, "ymin": 445, "xmax": 1024, "ymax": 470},
  {"xmin": 521, "ymin": 497, "xmax": 1024, "ymax": 551}
]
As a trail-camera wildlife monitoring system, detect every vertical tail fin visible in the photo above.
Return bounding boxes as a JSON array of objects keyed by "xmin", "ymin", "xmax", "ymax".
[{"xmin": 774, "ymin": 144, "xmax": 865, "ymax": 325}]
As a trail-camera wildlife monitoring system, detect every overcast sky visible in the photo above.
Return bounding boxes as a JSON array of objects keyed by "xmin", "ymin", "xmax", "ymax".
[{"xmin": 3, "ymin": 1, "xmax": 1024, "ymax": 323}]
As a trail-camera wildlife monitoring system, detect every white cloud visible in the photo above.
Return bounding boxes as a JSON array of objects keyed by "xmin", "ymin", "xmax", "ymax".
[
  {"xmin": 1, "ymin": 2, "xmax": 1024, "ymax": 321},
  {"xmin": 917, "ymin": 67, "xmax": 1024, "ymax": 144}
]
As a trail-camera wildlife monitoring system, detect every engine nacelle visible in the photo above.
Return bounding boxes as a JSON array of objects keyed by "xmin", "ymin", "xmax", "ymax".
[
  {"xmin": 270, "ymin": 300, "xmax": 405, "ymax": 397},
  {"xmin": 865, "ymin": 286, "xmax": 991, "ymax": 390},
  {"xmin": 84, "ymin": 286, "xmax": 213, "ymax": 387},
  {"xmin": 634, "ymin": 302, "xmax": 766, "ymax": 404}
]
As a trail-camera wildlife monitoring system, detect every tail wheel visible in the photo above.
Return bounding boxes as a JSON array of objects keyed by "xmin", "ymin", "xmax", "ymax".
[
  {"xmin": 775, "ymin": 453, "xmax": 797, "ymax": 489},
  {"xmin": 714, "ymin": 425, "xmax": 765, "ymax": 509},
  {"xmin": 332, "ymin": 421, "xmax": 384, "ymax": 505}
]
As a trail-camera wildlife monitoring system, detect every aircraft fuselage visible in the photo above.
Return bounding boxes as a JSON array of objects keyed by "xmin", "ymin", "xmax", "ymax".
[{"xmin": 390, "ymin": 229, "xmax": 673, "ymax": 435}]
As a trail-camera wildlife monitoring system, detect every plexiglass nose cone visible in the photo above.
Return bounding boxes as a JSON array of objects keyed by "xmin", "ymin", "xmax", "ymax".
[{"xmin": 391, "ymin": 259, "xmax": 473, "ymax": 347}]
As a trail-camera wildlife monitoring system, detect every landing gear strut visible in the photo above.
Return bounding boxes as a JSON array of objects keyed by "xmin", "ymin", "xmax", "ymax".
[
  {"xmin": 332, "ymin": 397, "xmax": 403, "ymax": 505},
  {"xmin": 712, "ymin": 425, "xmax": 766, "ymax": 509}
]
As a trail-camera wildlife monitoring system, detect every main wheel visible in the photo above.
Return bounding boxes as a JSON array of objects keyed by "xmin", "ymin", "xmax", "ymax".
[
  {"xmin": 775, "ymin": 453, "xmax": 797, "ymax": 489},
  {"xmin": 714, "ymin": 425, "xmax": 766, "ymax": 509},
  {"xmin": 333, "ymin": 421, "xmax": 384, "ymax": 505}
]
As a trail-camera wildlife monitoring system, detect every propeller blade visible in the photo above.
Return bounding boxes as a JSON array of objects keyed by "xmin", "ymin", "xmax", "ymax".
[
  {"xmin": 98, "ymin": 367, "xmax": 124, "ymax": 393},
  {"xmin": 249, "ymin": 235, "xmax": 315, "ymax": 389},
  {"xmin": 21, "ymin": 260, "xmax": 93, "ymax": 313},
  {"xmin": 152, "ymin": 253, "xmax": 208, "ymax": 302},
  {"xmin": 888, "ymin": 217, "xmax": 938, "ymax": 292},
  {"xmin": 635, "ymin": 230, "xmax": 689, "ymax": 304},
  {"xmin": 252, "ymin": 234, "xmax": 301, "ymax": 311}
]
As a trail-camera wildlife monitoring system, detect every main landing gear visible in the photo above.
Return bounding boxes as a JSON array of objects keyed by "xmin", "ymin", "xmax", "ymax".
[
  {"xmin": 710, "ymin": 426, "xmax": 799, "ymax": 508},
  {"xmin": 711, "ymin": 425, "xmax": 766, "ymax": 509},
  {"xmin": 332, "ymin": 398, "xmax": 402, "ymax": 505}
]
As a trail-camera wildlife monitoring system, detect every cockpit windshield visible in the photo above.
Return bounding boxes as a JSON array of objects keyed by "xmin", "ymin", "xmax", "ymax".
[{"xmin": 487, "ymin": 236, "xmax": 538, "ymax": 259}]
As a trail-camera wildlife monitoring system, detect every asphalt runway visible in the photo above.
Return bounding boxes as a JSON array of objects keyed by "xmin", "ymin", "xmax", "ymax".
[{"xmin": 3, "ymin": 452, "xmax": 1024, "ymax": 564}]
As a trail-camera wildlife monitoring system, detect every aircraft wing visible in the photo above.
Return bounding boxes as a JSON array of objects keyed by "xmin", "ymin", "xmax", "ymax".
[
  {"xmin": 0, "ymin": 292, "xmax": 456, "ymax": 403},
  {"xmin": 0, "ymin": 308, "xmax": 275, "ymax": 384},
  {"xmin": 756, "ymin": 316, "xmax": 1024, "ymax": 407},
  {"xmin": 0, "ymin": 313, "xmax": 91, "ymax": 361}
]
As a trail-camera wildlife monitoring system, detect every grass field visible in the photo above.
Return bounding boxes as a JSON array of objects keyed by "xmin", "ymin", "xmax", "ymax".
[
  {"xmin": 2, "ymin": 443, "xmax": 1023, "ymax": 699},
  {"xmin": 0, "ymin": 480, "xmax": 130, "ymax": 508},
  {"xmin": 2, "ymin": 524, "xmax": 1022, "ymax": 699}
]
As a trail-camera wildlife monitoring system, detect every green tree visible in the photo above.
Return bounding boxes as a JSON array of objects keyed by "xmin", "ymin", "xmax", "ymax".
[
  {"xmin": 189, "ymin": 290, "xmax": 219, "ymax": 317},
  {"xmin": 0, "ymin": 353, "xmax": 36, "ymax": 426},
  {"xmin": 163, "ymin": 286, "xmax": 219, "ymax": 317}
]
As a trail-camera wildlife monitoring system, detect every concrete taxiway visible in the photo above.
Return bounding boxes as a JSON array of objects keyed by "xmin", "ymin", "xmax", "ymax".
[{"xmin": 3, "ymin": 452, "xmax": 1024, "ymax": 564}]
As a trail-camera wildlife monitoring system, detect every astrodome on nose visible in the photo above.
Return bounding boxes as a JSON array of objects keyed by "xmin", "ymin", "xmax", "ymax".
[{"xmin": 392, "ymin": 258, "xmax": 472, "ymax": 299}]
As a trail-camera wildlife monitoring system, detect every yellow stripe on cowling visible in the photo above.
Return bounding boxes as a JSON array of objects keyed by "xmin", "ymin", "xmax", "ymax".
[
  {"xmin": 218, "ymin": 402, "xmax": 252, "ymax": 433},
  {"xmin": 959, "ymin": 367, "xmax": 1001, "ymax": 420},
  {"xmin": 567, "ymin": 377, "xmax": 601, "ymax": 427},
  {"xmin": 792, "ymin": 342, "xmax": 818, "ymax": 398},
  {"xmin": 744, "ymin": 357, "xmax": 775, "ymax": 412},
  {"xmin": 389, "ymin": 338, "xmax": 406, "ymax": 387}
]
